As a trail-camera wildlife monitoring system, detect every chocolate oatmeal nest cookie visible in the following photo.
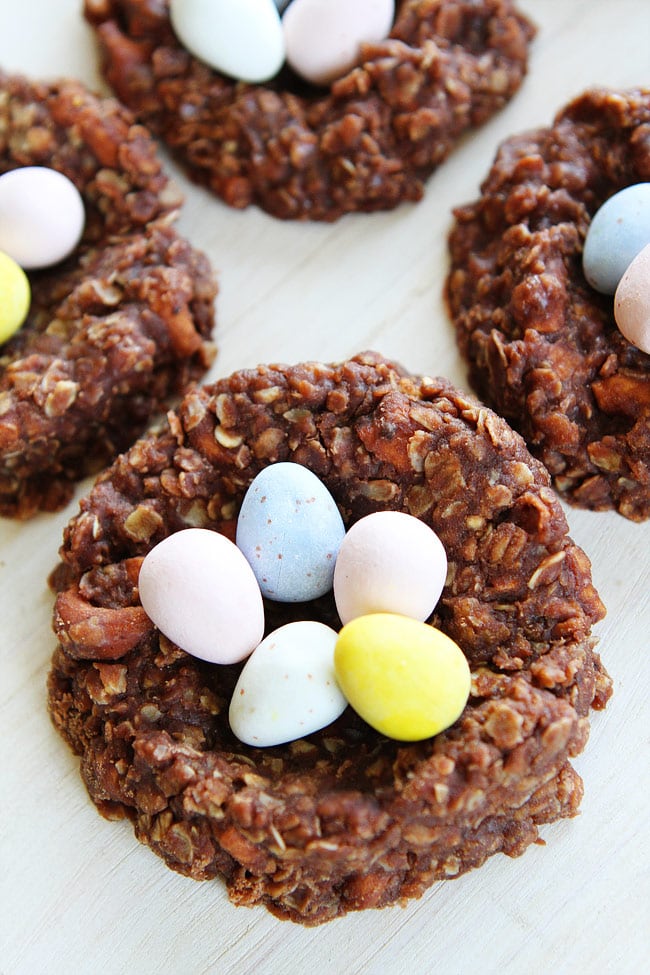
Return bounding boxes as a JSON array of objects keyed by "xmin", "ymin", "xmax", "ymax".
[
  {"xmin": 83, "ymin": 0, "xmax": 535, "ymax": 221},
  {"xmin": 48, "ymin": 353, "xmax": 611, "ymax": 925},
  {"xmin": 0, "ymin": 71, "xmax": 216, "ymax": 519},
  {"xmin": 446, "ymin": 88, "xmax": 650, "ymax": 521}
]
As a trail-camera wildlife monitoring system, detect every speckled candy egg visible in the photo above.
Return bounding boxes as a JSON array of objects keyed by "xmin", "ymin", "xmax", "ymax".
[
  {"xmin": 583, "ymin": 182, "xmax": 650, "ymax": 294},
  {"xmin": 236, "ymin": 463, "xmax": 345, "ymax": 602},
  {"xmin": 0, "ymin": 167, "xmax": 85, "ymax": 270},
  {"xmin": 283, "ymin": 0, "xmax": 395, "ymax": 86},
  {"xmin": 333, "ymin": 510, "xmax": 447, "ymax": 624},
  {"xmin": 229, "ymin": 621, "xmax": 347, "ymax": 746},
  {"xmin": 334, "ymin": 613, "xmax": 471, "ymax": 741},
  {"xmin": 138, "ymin": 528, "xmax": 264, "ymax": 664},
  {"xmin": 614, "ymin": 242, "xmax": 650, "ymax": 354},
  {"xmin": 169, "ymin": 0, "xmax": 285, "ymax": 83}
]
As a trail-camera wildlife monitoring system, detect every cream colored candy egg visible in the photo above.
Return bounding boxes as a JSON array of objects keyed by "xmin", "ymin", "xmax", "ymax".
[
  {"xmin": 0, "ymin": 250, "xmax": 30, "ymax": 344},
  {"xmin": 334, "ymin": 613, "xmax": 470, "ymax": 741},
  {"xmin": 333, "ymin": 510, "xmax": 447, "ymax": 624},
  {"xmin": 614, "ymin": 242, "xmax": 650, "ymax": 354},
  {"xmin": 229, "ymin": 621, "xmax": 347, "ymax": 747},
  {"xmin": 138, "ymin": 528, "xmax": 264, "ymax": 664},
  {"xmin": 0, "ymin": 167, "xmax": 84, "ymax": 270},
  {"xmin": 169, "ymin": 0, "xmax": 285, "ymax": 83},
  {"xmin": 283, "ymin": 0, "xmax": 395, "ymax": 86}
]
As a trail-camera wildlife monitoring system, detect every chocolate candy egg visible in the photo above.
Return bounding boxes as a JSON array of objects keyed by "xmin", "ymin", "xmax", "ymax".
[
  {"xmin": 333, "ymin": 510, "xmax": 447, "ymax": 625},
  {"xmin": 283, "ymin": 0, "xmax": 395, "ymax": 87},
  {"xmin": 334, "ymin": 613, "xmax": 470, "ymax": 741},
  {"xmin": 0, "ymin": 250, "xmax": 30, "ymax": 345},
  {"xmin": 583, "ymin": 182, "xmax": 650, "ymax": 294},
  {"xmin": 169, "ymin": 0, "xmax": 285, "ymax": 84},
  {"xmin": 614, "ymin": 242, "xmax": 650, "ymax": 354},
  {"xmin": 0, "ymin": 167, "xmax": 85, "ymax": 270},
  {"xmin": 138, "ymin": 528, "xmax": 264, "ymax": 664},
  {"xmin": 229, "ymin": 621, "xmax": 347, "ymax": 746},
  {"xmin": 236, "ymin": 463, "xmax": 345, "ymax": 602}
]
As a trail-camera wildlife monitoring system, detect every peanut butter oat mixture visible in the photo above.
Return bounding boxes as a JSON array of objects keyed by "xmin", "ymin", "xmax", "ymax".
[
  {"xmin": 83, "ymin": 0, "xmax": 535, "ymax": 220},
  {"xmin": 0, "ymin": 72, "xmax": 216, "ymax": 518},
  {"xmin": 49, "ymin": 354, "xmax": 610, "ymax": 924},
  {"xmin": 447, "ymin": 88, "xmax": 650, "ymax": 521}
]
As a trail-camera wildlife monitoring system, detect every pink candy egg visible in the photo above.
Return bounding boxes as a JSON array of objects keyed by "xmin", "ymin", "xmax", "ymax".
[
  {"xmin": 283, "ymin": 0, "xmax": 395, "ymax": 87},
  {"xmin": 138, "ymin": 528, "xmax": 264, "ymax": 665},
  {"xmin": 333, "ymin": 511, "xmax": 447, "ymax": 625},
  {"xmin": 0, "ymin": 166, "xmax": 85, "ymax": 270},
  {"xmin": 614, "ymin": 242, "xmax": 650, "ymax": 354}
]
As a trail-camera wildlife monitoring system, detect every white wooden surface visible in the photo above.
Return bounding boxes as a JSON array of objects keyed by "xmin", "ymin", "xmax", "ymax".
[{"xmin": 1, "ymin": 3, "xmax": 649, "ymax": 973}]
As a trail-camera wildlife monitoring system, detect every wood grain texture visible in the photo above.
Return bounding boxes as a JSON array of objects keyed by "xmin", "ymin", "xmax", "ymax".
[{"xmin": 1, "ymin": 2, "xmax": 648, "ymax": 973}]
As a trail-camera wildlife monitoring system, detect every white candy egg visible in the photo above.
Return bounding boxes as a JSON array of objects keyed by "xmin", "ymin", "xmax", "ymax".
[
  {"xmin": 169, "ymin": 0, "xmax": 285, "ymax": 84},
  {"xmin": 333, "ymin": 510, "xmax": 447, "ymax": 625},
  {"xmin": 0, "ymin": 167, "xmax": 85, "ymax": 270},
  {"xmin": 283, "ymin": 0, "xmax": 395, "ymax": 86},
  {"xmin": 138, "ymin": 528, "xmax": 264, "ymax": 664},
  {"xmin": 229, "ymin": 621, "xmax": 347, "ymax": 746}
]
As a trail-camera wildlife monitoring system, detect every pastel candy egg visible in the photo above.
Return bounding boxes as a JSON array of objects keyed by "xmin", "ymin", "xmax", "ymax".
[
  {"xmin": 283, "ymin": 0, "xmax": 395, "ymax": 87},
  {"xmin": 229, "ymin": 621, "xmax": 347, "ymax": 746},
  {"xmin": 236, "ymin": 463, "xmax": 345, "ymax": 602},
  {"xmin": 583, "ymin": 182, "xmax": 650, "ymax": 294},
  {"xmin": 333, "ymin": 510, "xmax": 447, "ymax": 625},
  {"xmin": 0, "ymin": 250, "xmax": 30, "ymax": 345},
  {"xmin": 169, "ymin": 0, "xmax": 285, "ymax": 84},
  {"xmin": 614, "ymin": 242, "xmax": 650, "ymax": 354},
  {"xmin": 0, "ymin": 167, "xmax": 85, "ymax": 270},
  {"xmin": 138, "ymin": 528, "xmax": 264, "ymax": 664},
  {"xmin": 334, "ymin": 613, "xmax": 470, "ymax": 741}
]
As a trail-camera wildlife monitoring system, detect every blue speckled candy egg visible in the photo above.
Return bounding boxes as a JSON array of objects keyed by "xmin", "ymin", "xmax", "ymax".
[
  {"xmin": 583, "ymin": 183, "xmax": 650, "ymax": 294},
  {"xmin": 236, "ymin": 463, "xmax": 345, "ymax": 602}
]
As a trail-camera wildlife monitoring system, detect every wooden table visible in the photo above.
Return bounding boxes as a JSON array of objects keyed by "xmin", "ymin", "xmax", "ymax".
[{"xmin": 1, "ymin": 2, "xmax": 648, "ymax": 972}]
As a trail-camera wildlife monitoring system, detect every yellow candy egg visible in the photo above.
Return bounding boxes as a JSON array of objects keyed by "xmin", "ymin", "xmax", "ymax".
[
  {"xmin": 0, "ymin": 250, "xmax": 30, "ymax": 345},
  {"xmin": 334, "ymin": 613, "xmax": 470, "ymax": 741}
]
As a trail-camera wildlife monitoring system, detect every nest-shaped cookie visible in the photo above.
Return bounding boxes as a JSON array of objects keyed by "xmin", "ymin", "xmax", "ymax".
[
  {"xmin": 446, "ymin": 88, "xmax": 650, "ymax": 522},
  {"xmin": 83, "ymin": 0, "xmax": 535, "ymax": 221},
  {"xmin": 0, "ymin": 71, "xmax": 216, "ymax": 518},
  {"xmin": 48, "ymin": 353, "xmax": 611, "ymax": 925}
]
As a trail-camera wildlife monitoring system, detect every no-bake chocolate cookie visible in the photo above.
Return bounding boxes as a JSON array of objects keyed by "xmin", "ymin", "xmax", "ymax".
[
  {"xmin": 0, "ymin": 71, "xmax": 216, "ymax": 518},
  {"xmin": 83, "ymin": 0, "xmax": 535, "ymax": 221},
  {"xmin": 446, "ymin": 88, "xmax": 650, "ymax": 521},
  {"xmin": 48, "ymin": 353, "xmax": 611, "ymax": 925}
]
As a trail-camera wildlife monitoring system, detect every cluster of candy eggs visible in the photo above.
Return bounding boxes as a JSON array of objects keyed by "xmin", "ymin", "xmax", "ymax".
[
  {"xmin": 582, "ymin": 182, "xmax": 650, "ymax": 354},
  {"xmin": 0, "ymin": 166, "xmax": 85, "ymax": 344},
  {"xmin": 139, "ymin": 462, "xmax": 471, "ymax": 748},
  {"xmin": 169, "ymin": 0, "xmax": 395, "ymax": 87}
]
